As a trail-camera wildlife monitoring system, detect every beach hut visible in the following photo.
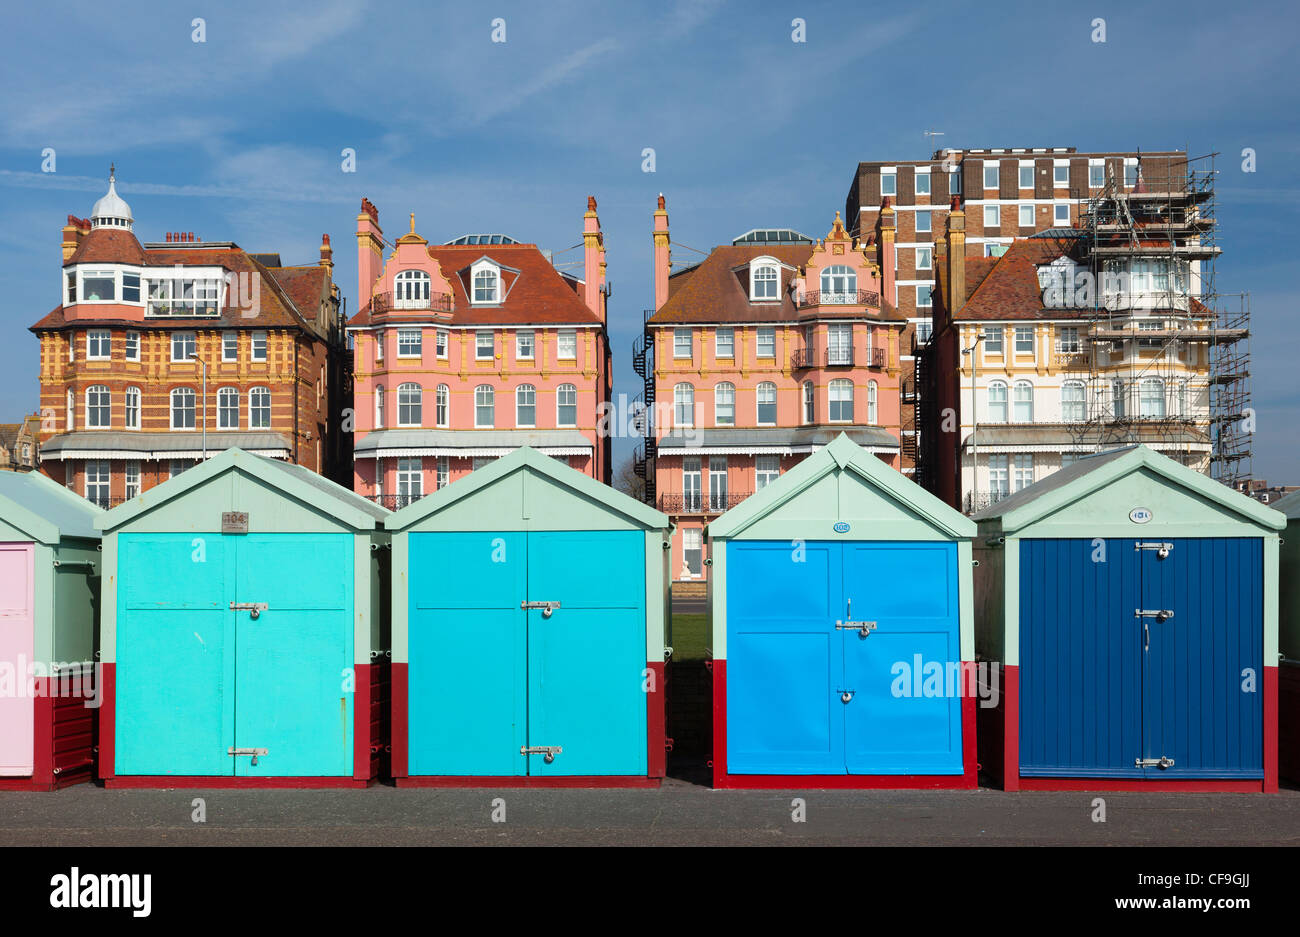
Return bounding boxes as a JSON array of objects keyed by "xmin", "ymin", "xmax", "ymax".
[
  {"xmin": 0, "ymin": 471, "xmax": 100, "ymax": 790},
  {"xmin": 96, "ymin": 449, "xmax": 389, "ymax": 787},
  {"xmin": 706, "ymin": 433, "xmax": 979, "ymax": 788},
  {"xmin": 1272, "ymin": 488, "xmax": 1300, "ymax": 783},
  {"xmin": 386, "ymin": 447, "xmax": 670, "ymax": 786},
  {"xmin": 974, "ymin": 445, "xmax": 1283, "ymax": 791}
]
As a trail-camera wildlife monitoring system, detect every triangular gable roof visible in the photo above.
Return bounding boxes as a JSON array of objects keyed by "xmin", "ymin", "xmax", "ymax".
[
  {"xmin": 385, "ymin": 446, "xmax": 667, "ymax": 532},
  {"xmin": 973, "ymin": 444, "xmax": 1285, "ymax": 534},
  {"xmin": 1270, "ymin": 488, "xmax": 1300, "ymax": 520},
  {"xmin": 707, "ymin": 433, "xmax": 976, "ymax": 540},
  {"xmin": 0, "ymin": 471, "xmax": 101, "ymax": 544},
  {"xmin": 96, "ymin": 449, "xmax": 388, "ymax": 533}
]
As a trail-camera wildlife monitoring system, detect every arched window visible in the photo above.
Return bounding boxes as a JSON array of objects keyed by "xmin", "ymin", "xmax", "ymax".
[
  {"xmin": 802, "ymin": 381, "xmax": 815, "ymax": 424},
  {"xmin": 1111, "ymin": 379, "xmax": 1126, "ymax": 419},
  {"xmin": 1061, "ymin": 381, "xmax": 1086, "ymax": 422},
  {"xmin": 829, "ymin": 379, "xmax": 854, "ymax": 422},
  {"xmin": 475, "ymin": 384, "xmax": 494, "ymax": 427},
  {"xmin": 85, "ymin": 385, "xmax": 111, "ymax": 428},
  {"xmin": 217, "ymin": 387, "xmax": 239, "ymax": 429},
  {"xmin": 124, "ymin": 386, "xmax": 141, "ymax": 430},
  {"xmin": 393, "ymin": 270, "xmax": 430, "ymax": 309},
  {"xmin": 756, "ymin": 382, "xmax": 777, "ymax": 425},
  {"xmin": 516, "ymin": 384, "xmax": 536, "ymax": 427},
  {"xmin": 750, "ymin": 260, "xmax": 779, "ymax": 301},
  {"xmin": 1139, "ymin": 378, "xmax": 1165, "ymax": 418},
  {"xmin": 249, "ymin": 386, "xmax": 272, "ymax": 429},
  {"xmin": 867, "ymin": 380, "xmax": 878, "ymax": 424},
  {"xmin": 556, "ymin": 383, "xmax": 577, "ymax": 427},
  {"xmin": 987, "ymin": 381, "xmax": 1008, "ymax": 423},
  {"xmin": 398, "ymin": 383, "xmax": 422, "ymax": 427},
  {"xmin": 820, "ymin": 265, "xmax": 858, "ymax": 303},
  {"xmin": 1012, "ymin": 381, "xmax": 1034, "ymax": 422},
  {"xmin": 436, "ymin": 384, "xmax": 449, "ymax": 427},
  {"xmin": 674, "ymin": 383, "xmax": 695, "ymax": 427},
  {"xmin": 170, "ymin": 387, "xmax": 196, "ymax": 430},
  {"xmin": 714, "ymin": 382, "xmax": 735, "ymax": 426},
  {"xmin": 472, "ymin": 262, "xmax": 500, "ymax": 304}
]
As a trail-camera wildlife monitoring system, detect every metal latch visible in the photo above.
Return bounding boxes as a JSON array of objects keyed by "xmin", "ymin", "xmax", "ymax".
[
  {"xmin": 230, "ymin": 602, "xmax": 268, "ymax": 619},
  {"xmin": 1135, "ymin": 609, "xmax": 1174, "ymax": 622},
  {"xmin": 1136, "ymin": 756, "xmax": 1175, "ymax": 769},
  {"xmin": 521, "ymin": 600, "xmax": 561, "ymax": 618},
  {"xmin": 836, "ymin": 620, "xmax": 877, "ymax": 638},
  {"xmin": 228, "ymin": 747, "xmax": 268, "ymax": 766},
  {"xmin": 1135, "ymin": 541, "xmax": 1173, "ymax": 558},
  {"xmin": 521, "ymin": 745, "xmax": 562, "ymax": 764}
]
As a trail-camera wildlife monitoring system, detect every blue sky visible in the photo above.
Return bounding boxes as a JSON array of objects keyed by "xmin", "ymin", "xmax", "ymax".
[{"xmin": 2, "ymin": 0, "xmax": 1297, "ymax": 479}]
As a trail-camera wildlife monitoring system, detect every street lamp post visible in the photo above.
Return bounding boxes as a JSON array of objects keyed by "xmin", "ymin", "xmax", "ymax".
[
  {"xmin": 189, "ymin": 351, "xmax": 207, "ymax": 461},
  {"xmin": 962, "ymin": 332, "xmax": 984, "ymax": 512}
]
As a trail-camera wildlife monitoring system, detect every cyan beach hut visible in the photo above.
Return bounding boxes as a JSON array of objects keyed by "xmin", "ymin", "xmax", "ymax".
[
  {"xmin": 96, "ymin": 449, "xmax": 389, "ymax": 787},
  {"xmin": 974, "ymin": 445, "xmax": 1283, "ymax": 791},
  {"xmin": 706, "ymin": 434, "xmax": 978, "ymax": 789},
  {"xmin": 0, "ymin": 471, "xmax": 100, "ymax": 790},
  {"xmin": 386, "ymin": 447, "xmax": 670, "ymax": 786}
]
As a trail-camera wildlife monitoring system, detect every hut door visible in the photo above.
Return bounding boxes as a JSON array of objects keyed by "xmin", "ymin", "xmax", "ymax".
[
  {"xmin": 525, "ymin": 530, "xmax": 647, "ymax": 777},
  {"xmin": 0, "ymin": 544, "xmax": 34, "ymax": 775},
  {"xmin": 840, "ymin": 542, "xmax": 963, "ymax": 775},
  {"xmin": 231, "ymin": 535, "xmax": 354, "ymax": 778},
  {"xmin": 1137, "ymin": 538, "xmax": 1263, "ymax": 779}
]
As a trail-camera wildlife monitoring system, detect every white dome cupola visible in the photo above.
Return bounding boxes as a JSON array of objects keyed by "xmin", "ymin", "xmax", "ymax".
[{"xmin": 91, "ymin": 164, "xmax": 133, "ymax": 230}]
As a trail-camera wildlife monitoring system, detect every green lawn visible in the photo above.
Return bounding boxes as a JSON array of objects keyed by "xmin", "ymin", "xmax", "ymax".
[{"xmin": 669, "ymin": 613, "xmax": 709, "ymax": 661}]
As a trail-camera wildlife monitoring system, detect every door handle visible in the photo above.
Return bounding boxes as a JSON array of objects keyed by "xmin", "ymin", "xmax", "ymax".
[{"xmin": 230, "ymin": 602, "xmax": 268, "ymax": 619}]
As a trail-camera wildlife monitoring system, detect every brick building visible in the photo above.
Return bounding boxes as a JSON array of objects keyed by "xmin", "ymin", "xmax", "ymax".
[
  {"xmin": 638, "ymin": 198, "xmax": 905, "ymax": 581},
  {"xmin": 31, "ymin": 168, "xmax": 348, "ymax": 504},
  {"xmin": 0, "ymin": 414, "xmax": 40, "ymax": 471},
  {"xmin": 346, "ymin": 197, "xmax": 612, "ymax": 505},
  {"xmin": 845, "ymin": 147, "xmax": 1189, "ymax": 477}
]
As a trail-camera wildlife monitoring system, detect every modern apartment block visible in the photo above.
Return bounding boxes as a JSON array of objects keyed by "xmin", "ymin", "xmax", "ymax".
[
  {"xmin": 636, "ymin": 197, "xmax": 905, "ymax": 581},
  {"xmin": 845, "ymin": 147, "xmax": 1190, "ymax": 477},
  {"xmin": 30, "ymin": 169, "xmax": 348, "ymax": 504},
  {"xmin": 346, "ymin": 197, "xmax": 612, "ymax": 506}
]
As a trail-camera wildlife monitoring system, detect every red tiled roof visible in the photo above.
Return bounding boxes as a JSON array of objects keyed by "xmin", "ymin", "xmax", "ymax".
[
  {"xmin": 63, "ymin": 228, "xmax": 148, "ymax": 266},
  {"xmin": 647, "ymin": 244, "xmax": 902, "ymax": 325},
  {"xmin": 268, "ymin": 265, "xmax": 331, "ymax": 320},
  {"xmin": 346, "ymin": 243, "xmax": 601, "ymax": 327}
]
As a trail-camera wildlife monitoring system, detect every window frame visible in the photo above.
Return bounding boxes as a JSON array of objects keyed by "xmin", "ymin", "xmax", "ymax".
[
  {"xmin": 756, "ymin": 327, "xmax": 775, "ymax": 359},
  {"xmin": 755, "ymin": 381, "xmax": 777, "ymax": 426},
  {"xmin": 515, "ymin": 330, "xmax": 535, "ymax": 360},
  {"xmin": 828, "ymin": 378, "xmax": 853, "ymax": 423},
  {"xmin": 248, "ymin": 386, "xmax": 272, "ymax": 429},
  {"xmin": 674, "ymin": 382, "xmax": 695, "ymax": 428},
  {"xmin": 987, "ymin": 381, "xmax": 1009, "ymax": 423},
  {"xmin": 217, "ymin": 386, "xmax": 240, "ymax": 429},
  {"xmin": 515, "ymin": 384, "xmax": 537, "ymax": 428},
  {"xmin": 85, "ymin": 385, "xmax": 111, "ymax": 428},
  {"xmin": 170, "ymin": 331, "xmax": 197, "ymax": 363},
  {"xmin": 983, "ymin": 204, "xmax": 1001, "ymax": 228},
  {"xmin": 475, "ymin": 330, "xmax": 495, "ymax": 360},
  {"xmin": 397, "ymin": 382, "xmax": 423, "ymax": 427},
  {"xmin": 435, "ymin": 384, "xmax": 449, "ymax": 428},
  {"xmin": 474, "ymin": 384, "xmax": 495, "ymax": 428},
  {"xmin": 87, "ymin": 330, "xmax": 112, "ymax": 360},
  {"xmin": 673, "ymin": 328, "xmax": 692, "ymax": 360},
  {"xmin": 714, "ymin": 382, "xmax": 735, "ymax": 426},
  {"xmin": 556, "ymin": 383, "xmax": 578, "ymax": 428},
  {"xmin": 397, "ymin": 327, "xmax": 423, "ymax": 359},
  {"xmin": 714, "ymin": 327, "xmax": 735, "ymax": 359},
  {"xmin": 170, "ymin": 386, "xmax": 197, "ymax": 430}
]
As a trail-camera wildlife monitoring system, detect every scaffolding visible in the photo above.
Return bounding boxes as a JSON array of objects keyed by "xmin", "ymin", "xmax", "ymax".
[{"xmin": 1052, "ymin": 151, "xmax": 1251, "ymax": 487}]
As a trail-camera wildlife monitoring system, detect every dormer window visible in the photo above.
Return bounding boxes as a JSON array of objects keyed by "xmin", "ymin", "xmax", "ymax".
[
  {"xmin": 472, "ymin": 261, "xmax": 500, "ymax": 304},
  {"xmin": 750, "ymin": 259, "xmax": 779, "ymax": 301},
  {"xmin": 394, "ymin": 270, "xmax": 430, "ymax": 309},
  {"xmin": 820, "ymin": 265, "xmax": 857, "ymax": 304}
]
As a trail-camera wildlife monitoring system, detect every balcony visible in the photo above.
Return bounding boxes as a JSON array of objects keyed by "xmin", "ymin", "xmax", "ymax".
[
  {"xmin": 798, "ymin": 289, "xmax": 880, "ymax": 309},
  {"xmin": 964, "ymin": 490, "xmax": 1012, "ymax": 514},
  {"xmin": 365, "ymin": 492, "xmax": 428, "ymax": 510},
  {"xmin": 658, "ymin": 490, "xmax": 753, "ymax": 515},
  {"xmin": 791, "ymin": 347, "xmax": 885, "ymax": 369},
  {"xmin": 369, "ymin": 291, "xmax": 453, "ymax": 315}
]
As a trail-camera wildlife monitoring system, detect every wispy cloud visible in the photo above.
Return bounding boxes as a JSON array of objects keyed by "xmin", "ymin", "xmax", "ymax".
[{"xmin": 469, "ymin": 37, "xmax": 622, "ymax": 126}]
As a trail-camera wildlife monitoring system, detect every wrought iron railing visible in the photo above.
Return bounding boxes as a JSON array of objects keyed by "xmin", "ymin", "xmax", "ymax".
[
  {"xmin": 369, "ymin": 291, "xmax": 454, "ymax": 315},
  {"xmin": 797, "ymin": 289, "xmax": 880, "ymax": 308},
  {"xmin": 365, "ymin": 492, "xmax": 428, "ymax": 510},
  {"xmin": 964, "ymin": 490, "xmax": 1012, "ymax": 514},
  {"xmin": 658, "ymin": 491, "xmax": 753, "ymax": 514}
]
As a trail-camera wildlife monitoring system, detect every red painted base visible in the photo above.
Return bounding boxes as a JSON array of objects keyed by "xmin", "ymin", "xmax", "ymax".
[
  {"xmin": 389, "ymin": 660, "xmax": 666, "ymax": 787},
  {"xmin": 1002, "ymin": 663, "xmax": 1278, "ymax": 793},
  {"xmin": 394, "ymin": 775, "xmax": 662, "ymax": 789},
  {"xmin": 104, "ymin": 776, "xmax": 371, "ymax": 790},
  {"xmin": 710, "ymin": 659, "xmax": 980, "ymax": 790},
  {"xmin": 2, "ymin": 674, "xmax": 97, "ymax": 791}
]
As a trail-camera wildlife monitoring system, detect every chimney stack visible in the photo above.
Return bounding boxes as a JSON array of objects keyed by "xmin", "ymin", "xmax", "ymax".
[
  {"xmin": 875, "ymin": 197, "xmax": 896, "ymax": 309},
  {"xmin": 652, "ymin": 194, "xmax": 670, "ymax": 311},
  {"xmin": 945, "ymin": 196, "xmax": 966, "ymax": 319},
  {"xmin": 62, "ymin": 215, "xmax": 90, "ymax": 261},
  {"xmin": 582, "ymin": 196, "xmax": 605, "ymax": 321},
  {"xmin": 319, "ymin": 233, "xmax": 334, "ymax": 275},
  {"xmin": 357, "ymin": 198, "xmax": 384, "ymax": 311}
]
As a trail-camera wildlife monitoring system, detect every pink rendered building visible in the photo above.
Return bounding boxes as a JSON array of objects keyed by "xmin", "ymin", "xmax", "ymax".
[
  {"xmin": 637, "ymin": 197, "xmax": 906, "ymax": 582},
  {"xmin": 347, "ymin": 198, "xmax": 612, "ymax": 503}
]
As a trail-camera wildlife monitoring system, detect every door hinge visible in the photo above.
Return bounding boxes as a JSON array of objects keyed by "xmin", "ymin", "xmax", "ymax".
[
  {"xmin": 521, "ymin": 745, "xmax": 562, "ymax": 764},
  {"xmin": 521, "ymin": 600, "xmax": 561, "ymax": 618},
  {"xmin": 1135, "ymin": 541, "xmax": 1173, "ymax": 558},
  {"xmin": 228, "ymin": 747, "xmax": 268, "ymax": 766},
  {"xmin": 1135, "ymin": 756, "xmax": 1175, "ymax": 769},
  {"xmin": 230, "ymin": 601, "xmax": 268, "ymax": 619},
  {"xmin": 836, "ymin": 619, "xmax": 877, "ymax": 637}
]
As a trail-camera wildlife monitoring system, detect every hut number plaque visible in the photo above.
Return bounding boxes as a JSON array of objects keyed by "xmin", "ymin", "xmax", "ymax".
[{"xmin": 222, "ymin": 512, "xmax": 250, "ymax": 534}]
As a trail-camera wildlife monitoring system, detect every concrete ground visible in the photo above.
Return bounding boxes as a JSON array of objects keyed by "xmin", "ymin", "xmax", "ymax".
[{"xmin": 2, "ymin": 773, "xmax": 1297, "ymax": 846}]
